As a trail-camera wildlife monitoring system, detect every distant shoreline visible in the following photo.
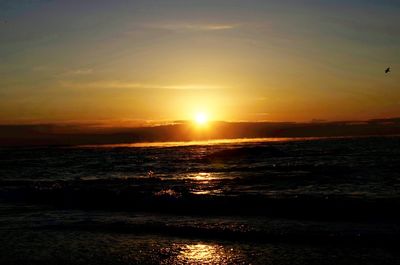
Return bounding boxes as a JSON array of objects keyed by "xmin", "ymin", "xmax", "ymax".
[{"xmin": 1, "ymin": 117, "xmax": 400, "ymax": 147}]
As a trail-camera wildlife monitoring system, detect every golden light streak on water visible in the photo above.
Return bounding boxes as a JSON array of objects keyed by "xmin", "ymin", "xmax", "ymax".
[
  {"xmin": 188, "ymin": 173, "xmax": 214, "ymax": 181},
  {"xmin": 78, "ymin": 137, "xmax": 329, "ymax": 148},
  {"xmin": 170, "ymin": 243, "xmax": 236, "ymax": 264}
]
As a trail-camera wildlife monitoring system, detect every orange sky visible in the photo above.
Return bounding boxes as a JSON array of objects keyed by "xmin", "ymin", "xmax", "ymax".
[{"xmin": 0, "ymin": 0, "xmax": 399, "ymax": 125}]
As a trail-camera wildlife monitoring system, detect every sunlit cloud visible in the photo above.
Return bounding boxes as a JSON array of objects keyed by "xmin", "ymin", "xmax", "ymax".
[
  {"xmin": 60, "ymin": 81, "xmax": 152, "ymax": 89},
  {"xmin": 147, "ymin": 22, "xmax": 238, "ymax": 32},
  {"xmin": 60, "ymin": 81, "xmax": 225, "ymax": 90},
  {"xmin": 31, "ymin": 67, "xmax": 94, "ymax": 76},
  {"xmin": 253, "ymin": 112, "xmax": 270, "ymax": 116},
  {"xmin": 65, "ymin": 69, "xmax": 93, "ymax": 75},
  {"xmin": 161, "ymin": 84, "xmax": 225, "ymax": 90}
]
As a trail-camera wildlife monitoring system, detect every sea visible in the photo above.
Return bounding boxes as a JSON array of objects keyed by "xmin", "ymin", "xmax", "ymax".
[{"xmin": 1, "ymin": 136, "xmax": 400, "ymax": 264}]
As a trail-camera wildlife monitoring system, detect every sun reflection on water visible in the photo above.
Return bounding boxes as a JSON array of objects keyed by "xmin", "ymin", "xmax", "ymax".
[
  {"xmin": 189, "ymin": 172, "xmax": 214, "ymax": 181},
  {"xmin": 170, "ymin": 243, "xmax": 235, "ymax": 264},
  {"xmin": 186, "ymin": 173, "xmax": 225, "ymax": 195}
]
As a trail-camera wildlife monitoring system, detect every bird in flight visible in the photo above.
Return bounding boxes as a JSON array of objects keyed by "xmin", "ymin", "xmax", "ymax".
[{"xmin": 385, "ymin": 67, "xmax": 391, "ymax": 74}]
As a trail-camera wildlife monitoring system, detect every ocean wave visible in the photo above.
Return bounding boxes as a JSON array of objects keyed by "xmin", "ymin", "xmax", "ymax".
[
  {"xmin": 1, "ymin": 179, "xmax": 400, "ymax": 221},
  {"xmin": 203, "ymin": 146, "xmax": 286, "ymax": 161},
  {"xmin": 38, "ymin": 219, "xmax": 400, "ymax": 246}
]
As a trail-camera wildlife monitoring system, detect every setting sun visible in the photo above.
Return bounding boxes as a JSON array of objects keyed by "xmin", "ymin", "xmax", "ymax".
[{"xmin": 195, "ymin": 112, "xmax": 208, "ymax": 125}]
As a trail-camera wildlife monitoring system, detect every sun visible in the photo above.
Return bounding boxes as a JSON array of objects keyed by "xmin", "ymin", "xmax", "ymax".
[{"xmin": 195, "ymin": 112, "xmax": 208, "ymax": 125}]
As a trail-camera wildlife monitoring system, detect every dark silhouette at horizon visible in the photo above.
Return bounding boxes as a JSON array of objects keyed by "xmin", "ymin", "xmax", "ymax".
[{"xmin": 1, "ymin": 117, "xmax": 400, "ymax": 146}]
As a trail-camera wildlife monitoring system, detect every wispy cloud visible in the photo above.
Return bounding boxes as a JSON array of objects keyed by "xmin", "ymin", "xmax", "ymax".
[
  {"xmin": 160, "ymin": 84, "xmax": 225, "ymax": 90},
  {"xmin": 147, "ymin": 22, "xmax": 238, "ymax": 32},
  {"xmin": 60, "ymin": 81, "xmax": 225, "ymax": 90},
  {"xmin": 60, "ymin": 68, "xmax": 94, "ymax": 76},
  {"xmin": 68, "ymin": 69, "xmax": 93, "ymax": 75},
  {"xmin": 253, "ymin": 112, "xmax": 270, "ymax": 116}
]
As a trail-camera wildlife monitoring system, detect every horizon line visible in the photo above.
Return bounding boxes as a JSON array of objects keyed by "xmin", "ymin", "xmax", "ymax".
[{"xmin": 0, "ymin": 116, "xmax": 400, "ymax": 128}]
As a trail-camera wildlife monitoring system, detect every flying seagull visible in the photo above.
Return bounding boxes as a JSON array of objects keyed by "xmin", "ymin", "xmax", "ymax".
[{"xmin": 385, "ymin": 67, "xmax": 391, "ymax": 74}]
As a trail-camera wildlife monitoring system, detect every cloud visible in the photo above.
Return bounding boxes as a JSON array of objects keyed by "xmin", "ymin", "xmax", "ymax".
[
  {"xmin": 160, "ymin": 84, "xmax": 225, "ymax": 90},
  {"xmin": 60, "ymin": 81, "xmax": 225, "ymax": 90},
  {"xmin": 68, "ymin": 69, "xmax": 93, "ymax": 75},
  {"xmin": 61, "ymin": 68, "xmax": 94, "ymax": 76},
  {"xmin": 253, "ymin": 112, "xmax": 270, "ymax": 116},
  {"xmin": 147, "ymin": 22, "xmax": 238, "ymax": 32}
]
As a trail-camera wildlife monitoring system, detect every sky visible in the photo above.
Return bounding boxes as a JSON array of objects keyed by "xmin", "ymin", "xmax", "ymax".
[{"xmin": 0, "ymin": 0, "xmax": 399, "ymax": 125}]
